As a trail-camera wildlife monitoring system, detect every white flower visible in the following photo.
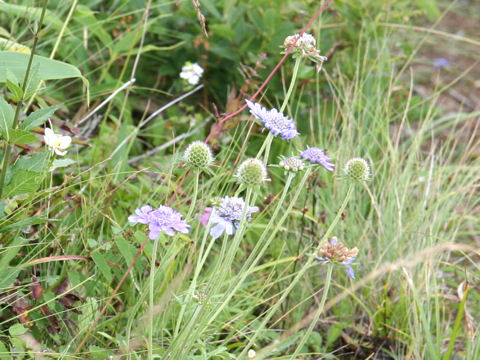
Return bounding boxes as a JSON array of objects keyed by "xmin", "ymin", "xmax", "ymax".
[
  {"xmin": 179, "ymin": 62, "xmax": 204, "ymax": 85},
  {"xmin": 44, "ymin": 127, "xmax": 72, "ymax": 156},
  {"xmin": 248, "ymin": 349, "xmax": 256, "ymax": 359}
]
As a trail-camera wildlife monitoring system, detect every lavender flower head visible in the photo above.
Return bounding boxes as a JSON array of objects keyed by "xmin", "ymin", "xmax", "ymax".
[
  {"xmin": 245, "ymin": 99, "xmax": 299, "ymax": 140},
  {"xmin": 128, "ymin": 205, "xmax": 190, "ymax": 240},
  {"xmin": 209, "ymin": 196, "xmax": 259, "ymax": 239},
  {"xmin": 314, "ymin": 237, "xmax": 358, "ymax": 279},
  {"xmin": 300, "ymin": 147, "xmax": 335, "ymax": 171}
]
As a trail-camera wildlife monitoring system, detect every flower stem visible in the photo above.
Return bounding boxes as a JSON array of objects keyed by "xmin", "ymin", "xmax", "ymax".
[
  {"xmin": 239, "ymin": 183, "xmax": 355, "ymax": 359},
  {"xmin": 288, "ymin": 263, "xmax": 334, "ymax": 359},
  {"xmin": 148, "ymin": 236, "xmax": 160, "ymax": 359},
  {"xmin": 186, "ymin": 170, "xmax": 199, "ymax": 219},
  {"xmin": 0, "ymin": 0, "xmax": 48, "ymax": 199}
]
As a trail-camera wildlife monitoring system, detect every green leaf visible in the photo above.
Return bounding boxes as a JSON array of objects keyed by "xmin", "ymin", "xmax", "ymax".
[
  {"xmin": 0, "ymin": 51, "xmax": 83, "ymax": 83},
  {"xmin": 114, "ymin": 235, "xmax": 141, "ymax": 273},
  {"xmin": 0, "ymin": 341, "xmax": 13, "ymax": 360},
  {"xmin": 0, "ymin": 96, "xmax": 14, "ymax": 139},
  {"xmin": 91, "ymin": 251, "xmax": 112, "ymax": 283},
  {"xmin": 50, "ymin": 158, "xmax": 75, "ymax": 171},
  {"xmin": 7, "ymin": 129, "xmax": 37, "ymax": 145},
  {"xmin": 6, "ymin": 79, "xmax": 23, "ymax": 102},
  {"xmin": 12, "ymin": 151, "xmax": 49, "ymax": 173},
  {"xmin": 9, "ymin": 323, "xmax": 28, "ymax": 336},
  {"xmin": 4, "ymin": 169, "xmax": 42, "ymax": 197},
  {"xmin": 20, "ymin": 105, "xmax": 59, "ymax": 130},
  {"xmin": 0, "ymin": 216, "xmax": 53, "ymax": 233}
]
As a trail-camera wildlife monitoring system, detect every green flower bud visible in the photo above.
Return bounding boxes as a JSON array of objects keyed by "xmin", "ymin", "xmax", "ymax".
[
  {"xmin": 236, "ymin": 158, "xmax": 268, "ymax": 187},
  {"xmin": 184, "ymin": 141, "xmax": 214, "ymax": 170},
  {"xmin": 343, "ymin": 158, "xmax": 371, "ymax": 183}
]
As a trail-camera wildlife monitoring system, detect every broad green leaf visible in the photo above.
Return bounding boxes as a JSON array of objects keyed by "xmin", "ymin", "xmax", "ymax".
[
  {"xmin": 7, "ymin": 129, "xmax": 37, "ymax": 145},
  {"xmin": 20, "ymin": 105, "xmax": 59, "ymax": 130},
  {"xmin": 0, "ymin": 37, "xmax": 30, "ymax": 53},
  {"xmin": 114, "ymin": 235, "xmax": 141, "ymax": 273},
  {"xmin": 0, "ymin": 236, "xmax": 26, "ymax": 273},
  {"xmin": 0, "ymin": 51, "xmax": 83, "ymax": 83},
  {"xmin": 4, "ymin": 169, "xmax": 42, "ymax": 197},
  {"xmin": 0, "ymin": 3, "xmax": 64, "ymax": 30},
  {"xmin": 12, "ymin": 151, "xmax": 50, "ymax": 173},
  {"xmin": 91, "ymin": 251, "xmax": 112, "ymax": 283},
  {"xmin": 0, "ymin": 96, "xmax": 14, "ymax": 139}
]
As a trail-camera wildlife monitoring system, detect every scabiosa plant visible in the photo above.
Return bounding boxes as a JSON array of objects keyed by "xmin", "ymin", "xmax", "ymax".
[
  {"xmin": 179, "ymin": 61, "xmax": 204, "ymax": 85},
  {"xmin": 314, "ymin": 237, "xmax": 359, "ymax": 279},
  {"xmin": 343, "ymin": 157, "xmax": 371, "ymax": 183},
  {"xmin": 209, "ymin": 196, "xmax": 259, "ymax": 239},
  {"xmin": 245, "ymin": 99, "xmax": 299, "ymax": 140},
  {"xmin": 236, "ymin": 158, "xmax": 268, "ymax": 187},
  {"xmin": 184, "ymin": 141, "xmax": 214, "ymax": 170},
  {"xmin": 300, "ymin": 147, "xmax": 335, "ymax": 172},
  {"xmin": 283, "ymin": 32, "xmax": 328, "ymax": 66},
  {"xmin": 279, "ymin": 156, "xmax": 305, "ymax": 172},
  {"xmin": 128, "ymin": 205, "xmax": 190, "ymax": 239}
]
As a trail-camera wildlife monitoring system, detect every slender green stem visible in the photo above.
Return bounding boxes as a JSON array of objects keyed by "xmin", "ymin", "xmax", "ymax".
[
  {"xmin": 240, "ymin": 183, "xmax": 355, "ymax": 359},
  {"xmin": 0, "ymin": 0, "xmax": 48, "ymax": 199},
  {"xmin": 288, "ymin": 264, "xmax": 334, "ymax": 359},
  {"xmin": 148, "ymin": 237, "xmax": 160, "ymax": 360},
  {"xmin": 186, "ymin": 170, "xmax": 200, "ymax": 219}
]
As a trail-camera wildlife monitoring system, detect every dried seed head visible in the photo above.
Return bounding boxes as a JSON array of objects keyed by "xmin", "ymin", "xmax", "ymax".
[{"xmin": 317, "ymin": 237, "xmax": 358, "ymax": 263}]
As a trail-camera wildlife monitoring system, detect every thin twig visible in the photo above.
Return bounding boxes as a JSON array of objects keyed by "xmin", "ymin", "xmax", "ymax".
[
  {"xmin": 128, "ymin": 117, "xmax": 212, "ymax": 165},
  {"xmin": 77, "ymin": 78, "xmax": 136, "ymax": 125}
]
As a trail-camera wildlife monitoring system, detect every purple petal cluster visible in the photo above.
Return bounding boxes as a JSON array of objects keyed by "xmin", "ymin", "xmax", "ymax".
[
  {"xmin": 300, "ymin": 147, "xmax": 335, "ymax": 171},
  {"xmin": 245, "ymin": 99, "xmax": 299, "ymax": 140},
  {"xmin": 128, "ymin": 205, "xmax": 190, "ymax": 239},
  {"xmin": 209, "ymin": 196, "xmax": 259, "ymax": 239}
]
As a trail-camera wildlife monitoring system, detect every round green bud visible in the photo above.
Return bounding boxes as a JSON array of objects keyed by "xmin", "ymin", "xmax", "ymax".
[
  {"xmin": 279, "ymin": 156, "xmax": 305, "ymax": 172},
  {"xmin": 236, "ymin": 158, "xmax": 268, "ymax": 187},
  {"xmin": 184, "ymin": 141, "xmax": 214, "ymax": 169},
  {"xmin": 343, "ymin": 158, "xmax": 371, "ymax": 182}
]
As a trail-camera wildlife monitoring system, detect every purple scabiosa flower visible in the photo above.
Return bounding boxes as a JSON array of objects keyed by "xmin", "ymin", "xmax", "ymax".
[
  {"xmin": 433, "ymin": 58, "xmax": 449, "ymax": 69},
  {"xmin": 245, "ymin": 99, "xmax": 299, "ymax": 140},
  {"xmin": 209, "ymin": 196, "xmax": 259, "ymax": 239},
  {"xmin": 300, "ymin": 147, "xmax": 335, "ymax": 171},
  {"xmin": 128, "ymin": 205, "xmax": 190, "ymax": 240},
  {"xmin": 199, "ymin": 207, "xmax": 212, "ymax": 227},
  {"xmin": 314, "ymin": 237, "xmax": 359, "ymax": 279}
]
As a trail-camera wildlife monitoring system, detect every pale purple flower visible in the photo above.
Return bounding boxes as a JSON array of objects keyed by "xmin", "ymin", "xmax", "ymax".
[
  {"xmin": 209, "ymin": 196, "xmax": 259, "ymax": 239},
  {"xmin": 200, "ymin": 207, "xmax": 212, "ymax": 226},
  {"xmin": 128, "ymin": 205, "xmax": 190, "ymax": 239},
  {"xmin": 433, "ymin": 58, "xmax": 449, "ymax": 69},
  {"xmin": 245, "ymin": 99, "xmax": 299, "ymax": 140},
  {"xmin": 300, "ymin": 147, "xmax": 335, "ymax": 171}
]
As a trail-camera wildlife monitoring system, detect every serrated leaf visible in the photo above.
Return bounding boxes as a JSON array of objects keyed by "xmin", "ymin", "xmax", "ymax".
[
  {"xmin": 0, "ymin": 96, "xmax": 14, "ymax": 139},
  {"xmin": 4, "ymin": 169, "xmax": 42, "ymax": 197},
  {"xmin": 50, "ymin": 158, "xmax": 75, "ymax": 171},
  {"xmin": 6, "ymin": 79, "xmax": 23, "ymax": 102},
  {"xmin": 20, "ymin": 105, "xmax": 59, "ymax": 130},
  {"xmin": 13, "ymin": 151, "xmax": 50, "ymax": 173},
  {"xmin": 7, "ymin": 129, "xmax": 37, "ymax": 145}
]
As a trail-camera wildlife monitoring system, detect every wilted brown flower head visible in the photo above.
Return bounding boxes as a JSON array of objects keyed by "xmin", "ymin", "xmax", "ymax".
[{"xmin": 317, "ymin": 237, "xmax": 358, "ymax": 263}]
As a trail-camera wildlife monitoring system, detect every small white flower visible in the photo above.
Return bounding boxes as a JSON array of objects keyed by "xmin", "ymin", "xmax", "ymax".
[
  {"xmin": 248, "ymin": 349, "xmax": 256, "ymax": 359},
  {"xmin": 179, "ymin": 62, "xmax": 204, "ymax": 85},
  {"xmin": 44, "ymin": 127, "xmax": 72, "ymax": 156}
]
